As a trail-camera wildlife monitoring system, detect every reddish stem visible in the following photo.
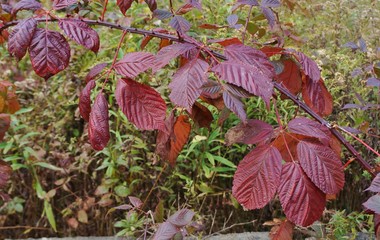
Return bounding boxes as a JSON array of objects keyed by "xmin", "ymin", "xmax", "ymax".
[{"xmin": 100, "ymin": 0, "xmax": 109, "ymax": 21}]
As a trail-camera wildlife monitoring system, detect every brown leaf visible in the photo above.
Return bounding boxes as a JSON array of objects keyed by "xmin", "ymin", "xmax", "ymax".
[
  {"xmin": 0, "ymin": 160, "xmax": 11, "ymax": 188},
  {"xmin": 168, "ymin": 115, "xmax": 191, "ymax": 165},
  {"xmin": 188, "ymin": 102, "xmax": 213, "ymax": 129},
  {"xmin": 269, "ymin": 219, "xmax": 294, "ymax": 240}
]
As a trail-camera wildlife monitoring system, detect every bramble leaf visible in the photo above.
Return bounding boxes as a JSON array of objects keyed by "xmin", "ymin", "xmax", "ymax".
[
  {"xmin": 115, "ymin": 78, "xmax": 166, "ymax": 130},
  {"xmin": 0, "ymin": 114, "xmax": 11, "ymax": 142},
  {"xmin": 168, "ymin": 208, "xmax": 195, "ymax": 227},
  {"xmin": 28, "ymin": 28, "xmax": 71, "ymax": 79},
  {"xmin": 278, "ymin": 162, "xmax": 326, "ymax": 226},
  {"xmin": 88, "ymin": 93, "xmax": 110, "ymax": 150},
  {"xmin": 58, "ymin": 19, "xmax": 100, "ymax": 53},
  {"xmin": 366, "ymin": 173, "xmax": 380, "ymax": 192},
  {"xmin": 302, "ymin": 77, "xmax": 333, "ymax": 117},
  {"xmin": 223, "ymin": 90, "xmax": 246, "ymax": 122},
  {"xmin": 153, "ymin": 222, "xmax": 179, "ymax": 240},
  {"xmin": 144, "ymin": 0, "xmax": 157, "ymax": 11},
  {"xmin": 12, "ymin": 0, "xmax": 42, "ymax": 15},
  {"xmin": 85, "ymin": 63, "xmax": 108, "ymax": 83},
  {"xmin": 233, "ymin": 145, "xmax": 282, "ymax": 209},
  {"xmin": 117, "ymin": 0, "xmax": 134, "ymax": 15},
  {"xmin": 168, "ymin": 115, "xmax": 191, "ymax": 165},
  {"xmin": 288, "ymin": 117, "xmax": 331, "ymax": 144},
  {"xmin": 153, "ymin": 43, "xmax": 197, "ymax": 72},
  {"xmin": 275, "ymin": 58, "xmax": 302, "ymax": 96},
  {"xmin": 297, "ymin": 141, "xmax": 344, "ymax": 194},
  {"xmin": 53, "ymin": 0, "xmax": 77, "ymax": 10},
  {"xmin": 169, "ymin": 58, "xmax": 209, "ymax": 111},
  {"xmin": 169, "ymin": 16, "xmax": 191, "ymax": 34},
  {"xmin": 188, "ymin": 102, "xmax": 213, "ymax": 129},
  {"xmin": 114, "ymin": 52, "xmax": 155, "ymax": 78},
  {"xmin": 363, "ymin": 195, "xmax": 380, "ymax": 214},
  {"xmin": 8, "ymin": 18, "xmax": 37, "ymax": 61},
  {"xmin": 79, "ymin": 80, "xmax": 96, "ymax": 122},
  {"xmin": 269, "ymin": 219, "xmax": 294, "ymax": 240},
  {"xmin": 225, "ymin": 119, "xmax": 273, "ymax": 146},
  {"xmin": 294, "ymin": 51, "xmax": 320, "ymax": 82}
]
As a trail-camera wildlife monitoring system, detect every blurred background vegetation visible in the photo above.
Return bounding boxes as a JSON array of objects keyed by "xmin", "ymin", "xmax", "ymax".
[{"xmin": 0, "ymin": 0, "xmax": 379, "ymax": 239}]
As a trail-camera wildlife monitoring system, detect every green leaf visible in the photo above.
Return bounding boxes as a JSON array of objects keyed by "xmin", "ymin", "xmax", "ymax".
[
  {"xmin": 213, "ymin": 156, "xmax": 236, "ymax": 168},
  {"xmin": 33, "ymin": 162, "xmax": 64, "ymax": 173},
  {"xmin": 44, "ymin": 201, "xmax": 57, "ymax": 232}
]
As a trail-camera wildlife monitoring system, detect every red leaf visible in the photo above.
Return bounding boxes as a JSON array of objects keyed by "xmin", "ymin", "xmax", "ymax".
[
  {"xmin": 88, "ymin": 93, "xmax": 110, "ymax": 150},
  {"xmin": 168, "ymin": 208, "xmax": 195, "ymax": 227},
  {"xmin": 52, "ymin": 0, "xmax": 77, "ymax": 10},
  {"xmin": 209, "ymin": 37, "xmax": 242, "ymax": 47},
  {"xmin": 6, "ymin": 91, "xmax": 20, "ymax": 114},
  {"xmin": 213, "ymin": 61, "xmax": 273, "ymax": 106},
  {"xmin": 278, "ymin": 162, "xmax": 326, "ymax": 226},
  {"xmin": 169, "ymin": 16, "xmax": 191, "ymax": 34},
  {"xmin": 153, "ymin": 222, "xmax": 179, "ymax": 240},
  {"xmin": 29, "ymin": 28, "xmax": 71, "ymax": 79},
  {"xmin": 297, "ymin": 141, "xmax": 344, "ymax": 194},
  {"xmin": 269, "ymin": 219, "xmax": 294, "ymax": 240},
  {"xmin": 233, "ymin": 145, "xmax": 282, "ymax": 209},
  {"xmin": 366, "ymin": 173, "xmax": 380, "ymax": 192},
  {"xmin": 58, "ymin": 19, "xmax": 100, "ymax": 53},
  {"xmin": 288, "ymin": 117, "xmax": 331, "ymax": 144},
  {"xmin": 225, "ymin": 119, "xmax": 273, "ymax": 146},
  {"xmin": 198, "ymin": 23, "xmax": 223, "ymax": 30},
  {"xmin": 272, "ymin": 132, "xmax": 302, "ymax": 162},
  {"xmin": 144, "ymin": 0, "xmax": 157, "ymax": 11},
  {"xmin": 115, "ymin": 78, "xmax": 166, "ymax": 130},
  {"xmin": 0, "ymin": 114, "xmax": 10, "ymax": 142},
  {"xmin": 153, "ymin": 43, "xmax": 197, "ymax": 72},
  {"xmin": 223, "ymin": 91, "xmax": 246, "ymax": 122},
  {"xmin": 114, "ymin": 52, "xmax": 155, "ymax": 78},
  {"xmin": 294, "ymin": 51, "xmax": 320, "ymax": 82},
  {"xmin": 176, "ymin": 4, "xmax": 194, "ymax": 15},
  {"xmin": 188, "ymin": 102, "xmax": 213, "ymax": 129},
  {"xmin": 85, "ymin": 63, "xmax": 108, "ymax": 83},
  {"xmin": 363, "ymin": 195, "xmax": 380, "ymax": 214},
  {"xmin": 128, "ymin": 196, "xmax": 143, "ymax": 208},
  {"xmin": 155, "ymin": 112, "xmax": 176, "ymax": 160},
  {"xmin": 117, "ymin": 0, "xmax": 134, "ymax": 15},
  {"xmin": 169, "ymin": 59, "xmax": 208, "ymax": 111},
  {"xmin": 0, "ymin": 160, "xmax": 11, "ymax": 188},
  {"xmin": 275, "ymin": 58, "xmax": 302, "ymax": 96},
  {"xmin": 168, "ymin": 115, "xmax": 191, "ymax": 165},
  {"xmin": 302, "ymin": 77, "xmax": 333, "ymax": 117},
  {"xmin": 79, "ymin": 80, "xmax": 96, "ymax": 122},
  {"xmin": 11, "ymin": 0, "xmax": 42, "ymax": 15},
  {"xmin": 8, "ymin": 18, "xmax": 37, "ymax": 61}
]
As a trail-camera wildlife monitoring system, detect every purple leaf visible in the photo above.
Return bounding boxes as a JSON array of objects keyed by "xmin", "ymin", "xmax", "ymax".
[
  {"xmin": 294, "ymin": 51, "xmax": 321, "ymax": 83},
  {"xmin": 58, "ymin": 19, "xmax": 100, "ymax": 53},
  {"xmin": 168, "ymin": 209, "xmax": 195, "ymax": 227},
  {"xmin": 260, "ymin": 6, "xmax": 277, "ymax": 28},
  {"xmin": 169, "ymin": 58, "xmax": 209, "ymax": 111},
  {"xmin": 223, "ymin": 83, "xmax": 252, "ymax": 98},
  {"xmin": 225, "ymin": 119, "xmax": 273, "ymax": 146},
  {"xmin": 342, "ymin": 42, "xmax": 359, "ymax": 50},
  {"xmin": 363, "ymin": 195, "xmax": 380, "ymax": 214},
  {"xmin": 153, "ymin": 222, "xmax": 179, "ymax": 240},
  {"xmin": 12, "ymin": 0, "xmax": 42, "ymax": 15},
  {"xmin": 201, "ymin": 80, "xmax": 223, "ymax": 98},
  {"xmin": 114, "ymin": 52, "xmax": 155, "ymax": 78},
  {"xmin": 115, "ymin": 78, "xmax": 166, "ymax": 130},
  {"xmin": 288, "ymin": 117, "xmax": 331, "ymax": 144},
  {"xmin": 366, "ymin": 174, "xmax": 380, "ymax": 193},
  {"xmin": 341, "ymin": 126, "xmax": 361, "ymax": 134},
  {"xmin": 367, "ymin": 77, "xmax": 380, "ymax": 87},
  {"xmin": 233, "ymin": 145, "xmax": 282, "ymax": 209},
  {"xmin": 153, "ymin": 43, "xmax": 197, "ymax": 72},
  {"xmin": 88, "ymin": 93, "xmax": 110, "ymax": 150},
  {"xmin": 232, "ymin": 0, "xmax": 259, "ymax": 11},
  {"xmin": 28, "ymin": 28, "xmax": 71, "ymax": 79},
  {"xmin": 187, "ymin": 0, "xmax": 202, "ymax": 10},
  {"xmin": 8, "ymin": 18, "xmax": 37, "ymax": 61},
  {"xmin": 52, "ymin": 0, "xmax": 77, "ymax": 10},
  {"xmin": 342, "ymin": 103, "xmax": 361, "ymax": 110},
  {"xmin": 153, "ymin": 9, "xmax": 173, "ymax": 20},
  {"xmin": 79, "ymin": 80, "xmax": 96, "ymax": 122},
  {"xmin": 358, "ymin": 38, "xmax": 367, "ymax": 52},
  {"xmin": 261, "ymin": 0, "xmax": 281, "ymax": 7},
  {"xmin": 129, "ymin": 196, "xmax": 143, "ymax": 208},
  {"xmin": 169, "ymin": 16, "xmax": 191, "ymax": 34},
  {"xmin": 227, "ymin": 14, "xmax": 238, "ymax": 26},
  {"xmin": 223, "ymin": 91, "xmax": 246, "ymax": 122},
  {"xmin": 85, "ymin": 63, "xmax": 108, "ymax": 83}
]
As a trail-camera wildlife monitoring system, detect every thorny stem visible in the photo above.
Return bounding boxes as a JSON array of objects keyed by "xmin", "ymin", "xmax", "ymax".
[
  {"xmin": 242, "ymin": 5, "xmax": 253, "ymax": 44},
  {"xmin": 0, "ymin": 17, "xmax": 376, "ymax": 176}
]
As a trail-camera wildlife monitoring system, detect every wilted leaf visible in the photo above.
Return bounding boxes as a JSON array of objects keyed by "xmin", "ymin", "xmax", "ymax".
[
  {"xmin": 302, "ymin": 77, "xmax": 333, "ymax": 117},
  {"xmin": 77, "ymin": 209, "xmax": 88, "ymax": 223},
  {"xmin": 278, "ymin": 162, "xmax": 326, "ymax": 226},
  {"xmin": 198, "ymin": 23, "xmax": 223, "ymax": 30},
  {"xmin": 363, "ymin": 195, "xmax": 380, "ymax": 214},
  {"xmin": 153, "ymin": 222, "xmax": 179, "ymax": 240},
  {"xmin": 233, "ymin": 145, "xmax": 282, "ymax": 209},
  {"xmin": 288, "ymin": 117, "xmax": 331, "ymax": 144},
  {"xmin": 129, "ymin": 196, "xmax": 143, "ymax": 208},
  {"xmin": 0, "ymin": 114, "xmax": 11, "ymax": 141},
  {"xmin": 88, "ymin": 93, "xmax": 110, "ymax": 150},
  {"xmin": 12, "ymin": 0, "xmax": 42, "ymax": 15},
  {"xmin": 115, "ymin": 78, "xmax": 166, "ymax": 130},
  {"xmin": 58, "ymin": 19, "xmax": 100, "ymax": 53},
  {"xmin": 297, "ymin": 141, "xmax": 344, "ymax": 194},
  {"xmin": 85, "ymin": 63, "xmax": 108, "ymax": 83},
  {"xmin": 53, "ymin": 0, "xmax": 77, "ymax": 10},
  {"xmin": 169, "ymin": 16, "xmax": 191, "ymax": 34},
  {"xmin": 188, "ymin": 102, "xmax": 213, "ymax": 129},
  {"xmin": 8, "ymin": 18, "xmax": 37, "ymax": 61},
  {"xmin": 169, "ymin": 59, "xmax": 208, "ymax": 111},
  {"xmin": 79, "ymin": 80, "xmax": 96, "ymax": 122},
  {"xmin": 153, "ymin": 43, "xmax": 197, "ymax": 72},
  {"xmin": 29, "ymin": 28, "xmax": 71, "ymax": 79},
  {"xmin": 114, "ymin": 52, "xmax": 155, "ymax": 78},
  {"xmin": 366, "ymin": 173, "xmax": 380, "ymax": 192},
  {"xmin": 168, "ymin": 115, "xmax": 191, "ymax": 165},
  {"xmin": 168, "ymin": 208, "xmax": 195, "ymax": 227},
  {"xmin": 225, "ymin": 119, "xmax": 273, "ymax": 146}
]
